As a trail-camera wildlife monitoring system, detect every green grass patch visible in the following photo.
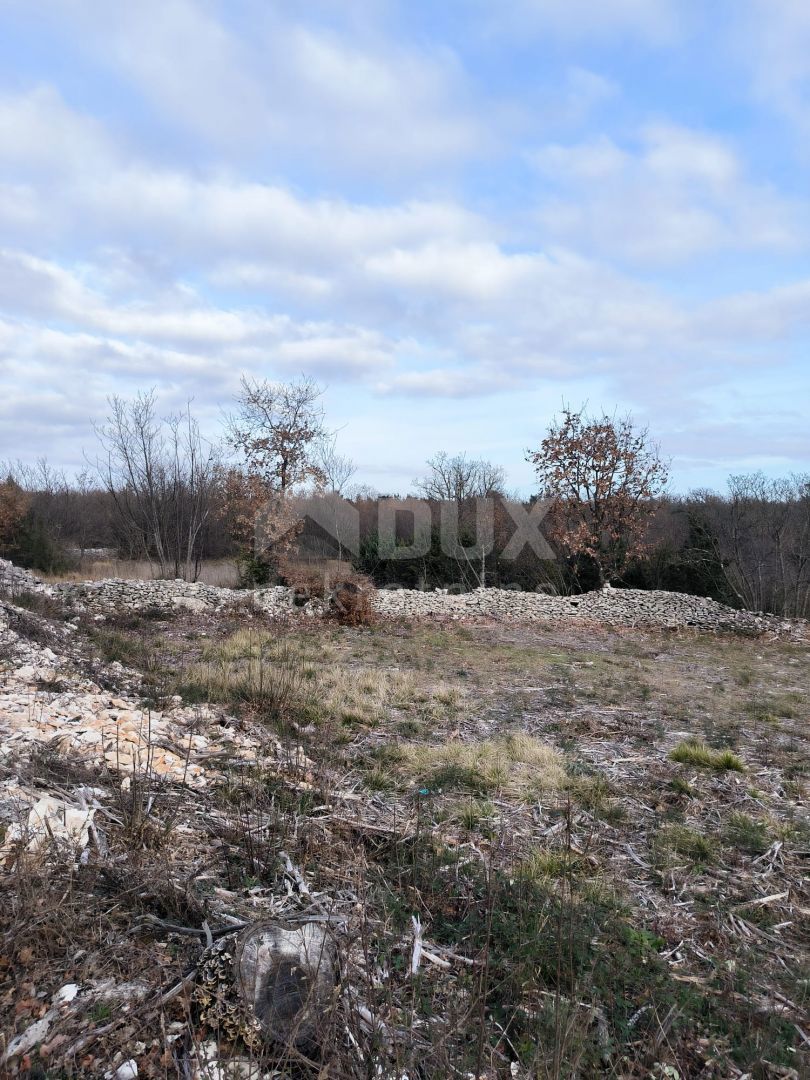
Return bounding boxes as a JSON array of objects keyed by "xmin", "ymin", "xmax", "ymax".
[
  {"xmin": 670, "ymin": 740, "xmax": 745, "ymax": 772},
  {"xmin": 722, "ymin": 812, "xmax": 771, "ymax": 855},
  {"xmin": 654, "ymin": 824, "xmax": 715, "ymax": 866},
  {"xmin": 370, "ymin": 833, "xmax": 682, "ymax": 1075},
  {"xmin": 669, "ymin": 776, "xmax": 695, "ymax": 798}
]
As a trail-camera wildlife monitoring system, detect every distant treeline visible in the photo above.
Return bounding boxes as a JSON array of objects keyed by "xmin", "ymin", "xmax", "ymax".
[
  {"xmin": 1, "ymin": 386, "xmax": 807, "ymax": 619},
  {"xmin": 1, "ymin": 469, "xmax": 808, "ymax": 619}
]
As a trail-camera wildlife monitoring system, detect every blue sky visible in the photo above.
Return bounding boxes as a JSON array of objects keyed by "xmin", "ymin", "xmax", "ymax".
[{"xmin": 0, "ymin": 0, "xmax": 808, "ymax": 495}]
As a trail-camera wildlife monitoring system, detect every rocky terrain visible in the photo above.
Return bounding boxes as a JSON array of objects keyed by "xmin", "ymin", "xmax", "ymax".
[{"xmin": 0, "ymin": 558, "xmax": 807, "ymax": 1078}]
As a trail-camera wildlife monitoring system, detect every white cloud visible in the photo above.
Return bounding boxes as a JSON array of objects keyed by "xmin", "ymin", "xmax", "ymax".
[
  {"xmin": 480, "ymin": 0, "xmax": 679, "ymax": 42},
  {"xmin": 532, "ymin": 125, "xmax": 802, "ymax": 262},
  {"xmin": 19, "ymin": 0, "xmax": 482, "ymax": 172},
  {"xmin": 376, "ymin": 367, "xmax": 516, "ymax": 398},
  {"xmin": 741, "ymin": 0, "xmax": 810, "ymax": 136},
  {"xmin": 0, "ymin": 248, "xmax": 398, "ymax": 390},
  {"xmin": 557, "ymin": 67, "xmax": 619, "ymax": 125},
  {"xmin": 692, "ymin": 278, "xmax": 810, "ymax": 341},
  {"xmin": 0, "ymin": 86, "xmax": 485, "ymax": 263},
  {"xmin": 0, "ymin": 84, "xmax": 115, "ymax": 175}
]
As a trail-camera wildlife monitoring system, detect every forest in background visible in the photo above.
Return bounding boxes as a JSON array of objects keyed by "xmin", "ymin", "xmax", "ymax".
[{"xmin": 0, "ymin": 381, "xmax": 808, "ymax": 619}]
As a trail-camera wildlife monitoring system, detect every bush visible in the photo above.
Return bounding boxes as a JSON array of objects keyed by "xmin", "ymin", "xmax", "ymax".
[
  {"xmin": 278, "ymin": 558, "xmax": 327, "ymax": 599},
  {"xmin": 0, "ymin": 478, "xmax": 29, "ymax": 550},
  {"xmin": 5, "ymin": 512, "xmax": 71, "ymax": 574},
  {"xmin": 235, "ymin": 551, "xmax": 274, "ymax": 588},
  {"xmin": 330, "ymin": 573, "xmax": 376, "ymax": 626}
]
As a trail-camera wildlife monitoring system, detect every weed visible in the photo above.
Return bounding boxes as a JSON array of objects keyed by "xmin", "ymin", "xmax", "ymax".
[
  {"xmin": 2, "ymin": 588, "xmax": 66, "ymax": 619},
  {"xmin": 669, "ymin": 776, "xmax": 695, "ymax": 798},
  {"xmin": 457, "ymin": 798, "xmax": 496, "ymax": 831},
  {"xmin": 518, "ymin": 848, "xmax": 582, "ymax": 881},
  {"xmin": 364, "ymin": 765, "xmax": 398, "ymax": 792},
  {"xmin": 745, "ymin": 692, "xmax": 804, "ymax": 723},
  {"xmin": 654, "ymin": 824, "xmax": 715, "ymax": 866},
  {"xmin": 722, "ymin": 811, "xmax": 771, "ymax": 855}
]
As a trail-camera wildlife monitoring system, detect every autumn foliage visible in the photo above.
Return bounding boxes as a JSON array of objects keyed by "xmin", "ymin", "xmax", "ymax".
[
  {"xmin": 0, "ymin": 478, "xmax": 30, "ymax": 554},
  {"xmin": 224, "ymin": 376, "xmax": 327, "ymax": 579},
  {"xmin": 527, "ymin": 407, "xmax": 669, "ymax": 585}
]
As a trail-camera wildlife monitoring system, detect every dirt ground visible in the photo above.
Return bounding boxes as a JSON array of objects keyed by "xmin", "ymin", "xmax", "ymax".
[{"xmin": 1, "ymin": 597, "xmax": 808, "ymax": 1078}]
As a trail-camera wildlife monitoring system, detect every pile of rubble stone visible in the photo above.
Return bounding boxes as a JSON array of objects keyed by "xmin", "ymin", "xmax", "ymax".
[
  {"xmin": 0, "ymin": 559, "xmax": 44, "ymax": 596},
  {"xmin": 372, "ymin": 582, "xmax": 801, "ymax": 634},
  {"xmin": 0, "ymin": 593, "xmax": 295, "ymax": 858},
  {"xmin": 51, "ymin": 577, "xmax": 300, "ymax": 617},
  {"xmin": 0, "ymin": 558, "xmax": 802, "ymax": 636}
]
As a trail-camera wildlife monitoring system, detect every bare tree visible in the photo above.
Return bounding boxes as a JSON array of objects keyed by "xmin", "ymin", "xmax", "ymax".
[
  {"xmin": 414, "ymin": 452, "xmax": 506, "ymax": 503},
  {"xmin": 527, "ymin": 406, "xmax": 669, "ymax": 586},
  {"xmin": 92, "ymin": 391, "xmax": 220, "ymax": 580},
  {"xmin": 706, "ymin": 472, "xmax": 810, "ymax": 617},
  {"xmin": 314, "ymin": 432, "xmax": 357, "ymax": 495}
]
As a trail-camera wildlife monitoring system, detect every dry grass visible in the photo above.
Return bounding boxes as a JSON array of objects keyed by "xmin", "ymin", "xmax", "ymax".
[
  {"xmin": 2, "ymin": 602, "xmax": 807, "ymax": 1078},
  {"xmin": 179, "ymin": 628, "xmax": 421, "ymax": 732},
  {"xmin": 41, "ymin": 557, "xmax": 240, "ymax": 586},
  {"xmin": 398, "ymin": 733, "xmax": 566, "ymax": 799}
]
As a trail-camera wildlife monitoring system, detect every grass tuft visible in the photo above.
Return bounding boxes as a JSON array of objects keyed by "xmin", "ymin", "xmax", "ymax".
[
  {"xmin": 655, "ymin": 824, "xmax": 715, "ymax": 866},
  {"xmin": 670, "ymin": 739, "xmax": 745, "ymax": 772},
  {"xmin": 722, "ymin": 811, "xmax": 771, "ymax": 855}
]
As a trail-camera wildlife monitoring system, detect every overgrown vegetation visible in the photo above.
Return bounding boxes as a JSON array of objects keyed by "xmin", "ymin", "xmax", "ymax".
[{"xmin": 1, "ymin": 578, "xmax": 807, "ymax": 1077}]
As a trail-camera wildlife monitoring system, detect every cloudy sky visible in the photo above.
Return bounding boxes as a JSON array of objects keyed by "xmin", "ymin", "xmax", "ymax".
[{"xmin": 0, "ymin": 0, "xmax": 808, "ymax": 494}]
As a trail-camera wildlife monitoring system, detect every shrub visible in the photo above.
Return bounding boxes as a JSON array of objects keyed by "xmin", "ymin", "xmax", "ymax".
[
  {"xmin": 0, "ymin": 477, "xmax": 29, "ymax": 551},
  {"xmin": 3, "ymin": 510, "xmax": 70, "ymax": 574},
  {"xmin": 235, "ymin": 551, "xmax": 274, "ymax": 588},
  {"xmin": 330, "ymin": 573, "xmax": 376, "ymax": 626}
]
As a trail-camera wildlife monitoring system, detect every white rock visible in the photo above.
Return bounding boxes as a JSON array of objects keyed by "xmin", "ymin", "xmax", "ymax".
[
  {"xmin": 105, "ymin": 1061, "xmax": 139, "ymax": 1080},
  {"xmin": 53, "ymin": 983, "xmax": 80, "ymax": 1005}
]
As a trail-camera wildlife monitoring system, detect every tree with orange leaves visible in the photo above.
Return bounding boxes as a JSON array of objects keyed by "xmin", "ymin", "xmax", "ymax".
[
  {"xmin": 527, "ymin": 407, "xmax": 669, "ymax": 586},
  {"xmin": 0, "ymin": 477, "xmax": 30, "ymax": 555}
]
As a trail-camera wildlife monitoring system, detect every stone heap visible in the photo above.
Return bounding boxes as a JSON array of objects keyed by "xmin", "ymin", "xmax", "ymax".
[
  {"xmin": 51, "ymin": 576, "xmax": 298, "ymax": 617},
  {"xmin": 0, "ymin": 558, "xmax": 44, "ymax": 595},
  {"xmin": 0, "ymin": 558, "xmax": 802, "ymax": 635},
  {"xmin": 0, "ymin": 599, "xmax": 271, "ymax": 789},
  {"xmin": 372, "ymin": 584, "xmax": 800, "ymax": 635}
]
